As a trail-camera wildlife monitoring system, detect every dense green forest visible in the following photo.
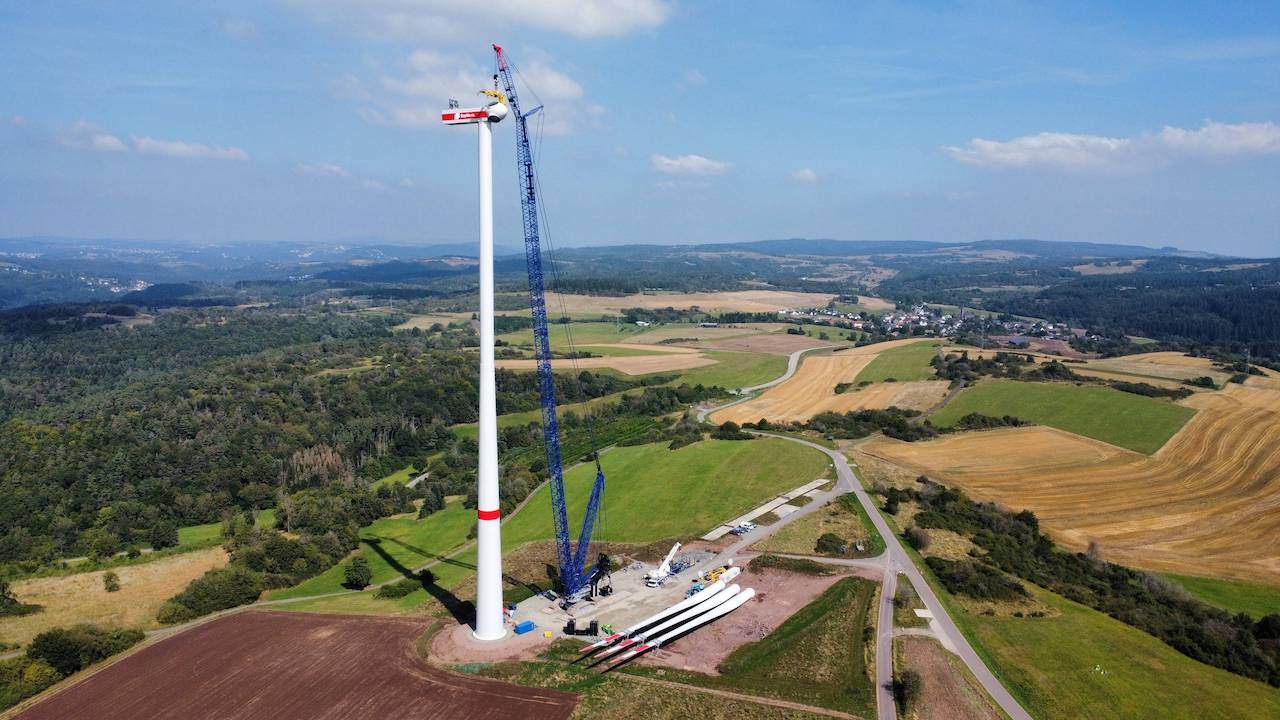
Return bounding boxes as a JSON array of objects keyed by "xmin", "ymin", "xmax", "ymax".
[{"xmin": 0, "ymin": 304, "xmax": 719, "ymax": 573}]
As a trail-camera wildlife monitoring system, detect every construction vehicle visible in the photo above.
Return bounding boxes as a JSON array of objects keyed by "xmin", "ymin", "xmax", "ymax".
[
  {"xmin": 645, "ymin": 542, "xmax": 682, "ymax": 587},
  {"xmin": 697, "ymin": 561, "xmax": 735, "ymax": 584}
]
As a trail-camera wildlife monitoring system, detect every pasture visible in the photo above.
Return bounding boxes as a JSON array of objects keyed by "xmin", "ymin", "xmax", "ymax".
[
  {"xmin": 854, "ymin": 340, "xmax": 940, "ymax": 383},
  {"xmin": 2, "ymin": 548, "xmax": 228, "ymax": 647},
  {"xmin": 857, "ymin": 383, "xmax": 1280, "ymax": 582},
  {"xmin": 962, "ymin": 585, "xmax": 1280, "ymax": 720},
  {"xmin": 929, "ymin": 379, "xmax": 1195, "ymax": 454}
]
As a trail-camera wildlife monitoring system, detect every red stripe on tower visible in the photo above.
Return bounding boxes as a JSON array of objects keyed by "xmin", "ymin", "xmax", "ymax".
[{"xmin": 477, "ymin": 508, "xmax": 501, "ymax": 521}]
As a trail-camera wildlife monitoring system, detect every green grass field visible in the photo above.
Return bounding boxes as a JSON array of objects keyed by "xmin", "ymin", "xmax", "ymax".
[
  {"xmin": 930, "ymin": 380, "xmax": 1196, "ymax": 454},
  {"xmin": 176, "ymin": 509, "xmax": 275, "ymax": 550},
  {"xmin": 855, "ymin": 340, "xmax": 940, "ymax": 383},
  {"xmin": 668, "ymin": 350, "xmax": 787, "ymax": 389},
  {"xmin": 964, "ymin": 585, "xmax": 1280, "ymax": 720},
  {"xmin": 369, "ymin": 464, "xmax": 419, "ymax": 490},
  {"xmin": 501, "ymin": 437, "xmax": 831, "ymax": 546},
  {"xmin": 267, "ymin": 498, "xmax": 474, "ymax": 600},
  {"xmin": 274, "ymin": 439, "xmax": 829, "ymax": 601},
  {"xmin": 1162, "ymin": 573, "xmax": 1280, "ymax": 619},
  {"xmin": 623, "ymin": 576, "xmax": 878, "ymax": 716}
]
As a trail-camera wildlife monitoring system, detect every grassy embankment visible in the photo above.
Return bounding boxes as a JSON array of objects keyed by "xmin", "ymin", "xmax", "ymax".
[
  {"xmin": 275, "ymin": 438, "xmax": 829, "ymax": 611},
  {"xmin": 855, "ymin": 340, "xmax": 940, "ymax": 383},
  {"xmin": 963, "ymin": 585, "xmax": 1280, "ymax": 720},
  {"xmin": 1161, "ymin": 573, "xmax": 1280, "ymax": 619},
  {"xmin": 929, "ymin": 379, "xmax": 1195, "ymax": 454},
  {"xmin": 619, "ymin": 576, "xmax": 879, "ymax": 716},
  {"xmin": 855, "ymin": 463, "xmax": 1280, "ymax": 720}
]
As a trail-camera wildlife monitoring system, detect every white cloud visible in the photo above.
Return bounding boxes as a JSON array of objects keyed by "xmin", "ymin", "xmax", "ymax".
[
  {"xmin": 790, "ymin": 168, "xmax": 818, "ymax": 183},
  {"xmin": 61, "ymin": 121, "xmax": 126, "ymax": 152},
  {"xmin": 943, "ymin": 120, "xmax": 1280, "ymax": 169},
  {"xmin": 362, "ymin": 178, "xmax": 388, "ymax": 191},
  {"xmin": 650, "ymin": 153, "xmax": 731, "ymax": 175},
  {"xmin": 133, "ymin": 136, "xmax": 248, "ymax": 160},
  {"xmin": 216, "ymin": 17, "xmax": 259, "ymax": 40},
  {"xmin": 1156, "ymin": 121, "xmax": 1280, "ymax": 156},
  {"xmin": 297, "ymin": 162, "xmax": 350, "ymax": 177},
  {"xmin": 400, "ymin": 177, "xmax": 416, "ymax": 188},
  {"xmin": 676, "ymin": 68, "xmax": 706, "ymax": 92},
  {"xmin": 359, "ymin": 50, "xmax": 595, "ymax": 134},
  {"xmin": 285, "ymin": 0, "xmax": 672, "ymax": 40}
]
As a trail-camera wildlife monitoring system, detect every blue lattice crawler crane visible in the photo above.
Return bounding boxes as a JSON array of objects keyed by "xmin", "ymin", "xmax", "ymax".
[{"xmin": 493, "ymin": 44, "xmax": 609, "ymax": 606}]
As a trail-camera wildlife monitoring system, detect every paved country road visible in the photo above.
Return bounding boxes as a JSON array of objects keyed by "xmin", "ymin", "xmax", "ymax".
[{"xmin": 699, "ymin": 363, "xmax": 1033, "ymax": 720}]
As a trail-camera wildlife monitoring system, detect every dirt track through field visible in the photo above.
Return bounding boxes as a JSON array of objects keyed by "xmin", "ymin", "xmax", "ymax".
[
  {"xmin": 857, "ymin": 383, "xmax": 1280, "ymax": 583},
  {"xmin": 12, "ymin": 611, "xmax": 577, "ymax": 720},
  {"xmin": 712, "ymin": 340, "xmax": 948, "ymax": 424}
]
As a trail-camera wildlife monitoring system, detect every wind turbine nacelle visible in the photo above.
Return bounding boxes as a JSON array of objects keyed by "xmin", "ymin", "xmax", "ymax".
[{"xmin": 486, "ymin": 103, "xmax": 510, "ymax": 122}]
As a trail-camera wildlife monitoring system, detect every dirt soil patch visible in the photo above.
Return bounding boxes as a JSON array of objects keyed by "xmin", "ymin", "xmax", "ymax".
[
  {"xmin": 702, "ymin": 333, "xmax": 835, "ymax": 355},
  {"xmin": 12, "ymin": 610, "xmax": 577, "ymax": 720},
  {"xmin": 1, "ymin": 547, "xmax": 228, "ymax": 647},
  {"xmin": 638, "ymin": 566, "xmax": 875, "ymax": 675},
  {"xmin": 899, "ymin": 636, "xmax": 1003, "ymax": 720},
  {"xmin": 857, "ymin": 383, "xmax": 1280, "ymax": 583}
]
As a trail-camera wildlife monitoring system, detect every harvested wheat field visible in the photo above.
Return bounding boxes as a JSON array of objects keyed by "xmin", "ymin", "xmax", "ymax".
[
  {"xmin": 1083, "ymin": 351, "xmax": 1234, "ymax": 385},
  {"xmin": 497, "ymin": 345, "xmax": 716, "ymax": 375},
  {"xmin": 713, "ymin": 340, "xmax": 948, "ymax": 424},
  {"xmin": 541, "ymin": 290, "xmax": 835, "ymax": 315},
  {"xmin": 12, "ymin": 610, "xmax": 577, "ymax": 720},
  {"xmin": 0, "ymin": 548, "xmax": 228, "ymax": 647},
  {"xmin": 857, "ymin": 383, "xmax": 1280, "ymax": 583}
]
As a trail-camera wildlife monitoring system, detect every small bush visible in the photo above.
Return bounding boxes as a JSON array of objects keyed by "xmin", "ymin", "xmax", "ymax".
[
  {"xmin": 344, "ymin": 557, "xmax": 373, "ymax": 590},
  {"xmin": 159, "ymin": 566, "xmax": 264, "ymax": 623},
  {"xmin": 26, "ymin": 625, "xmax": 144, "ymax": 676},
  {"xmin": 748, "ymin": 554, "xmax": 837, "ymax": 576},
  {"xmin": 815, "ymin": 532, "xmax": 846, "ymax": 555},
  {"xmin": 893, "ymin": 670, "xmax": 923, "ymax": 712},
  {"xmin": 905, "ymin": 526, "xmax": 931, "ymax": 551},
  {"xmin": 375, "ymin": 576, "xmax": 425, "ymax": 599},
  {"xmin": 103, "ymin": 572, "xmax": 120, "ymax": 593}
]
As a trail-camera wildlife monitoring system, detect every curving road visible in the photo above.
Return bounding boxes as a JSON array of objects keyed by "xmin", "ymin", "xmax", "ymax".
[{"xmin": 699, "ymin": 354, "xmax": 1032, "ymax": 720}]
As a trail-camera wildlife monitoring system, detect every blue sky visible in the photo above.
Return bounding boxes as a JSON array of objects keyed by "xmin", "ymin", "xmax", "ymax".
[{"xmin": 1, "ymin": 1, "xmax": 1277, "ymax": 256}]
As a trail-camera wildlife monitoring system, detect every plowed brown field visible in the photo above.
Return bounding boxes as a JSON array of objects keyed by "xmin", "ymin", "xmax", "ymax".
[
  {"xmin": 857, "ymin": 383, "xmax": 1280, "ymax": 583},
  {"xmin": 712, "ymin": 340, "xmax": 949, "ymax": 424},
  {"xmin": 12, "ymin": 611, "xmax": 577, "ymax": 720}
]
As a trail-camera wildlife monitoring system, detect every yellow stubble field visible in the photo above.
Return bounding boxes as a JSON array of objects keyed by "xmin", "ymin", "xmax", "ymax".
[
  {"xmin": 712, "ymin": 339, "xmax": 949, "ymax": 424},
  {"xmin": 856, "ymin": 383, "xmax": 1280, "ymax": 583}
]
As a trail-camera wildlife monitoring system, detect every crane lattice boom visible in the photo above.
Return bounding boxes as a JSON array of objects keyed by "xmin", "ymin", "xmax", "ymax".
[{"xmin": 493, "ymin": 44, "xmax": 605, "ymax": 599}]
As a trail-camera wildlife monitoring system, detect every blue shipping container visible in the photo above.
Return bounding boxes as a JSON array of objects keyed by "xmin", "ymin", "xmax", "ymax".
[{"xmin": 514, "ymin": 620, "xmax": 535, "ymax": 635}]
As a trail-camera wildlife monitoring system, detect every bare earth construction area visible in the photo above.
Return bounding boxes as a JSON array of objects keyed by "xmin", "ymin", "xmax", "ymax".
[
  {"xmin": 858, "ymin": 382, "xmax": 1280, "ymax": 583},
  {"xmin": 12, "ymin": 611, "xmax": 578, "ymax": 720}
]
